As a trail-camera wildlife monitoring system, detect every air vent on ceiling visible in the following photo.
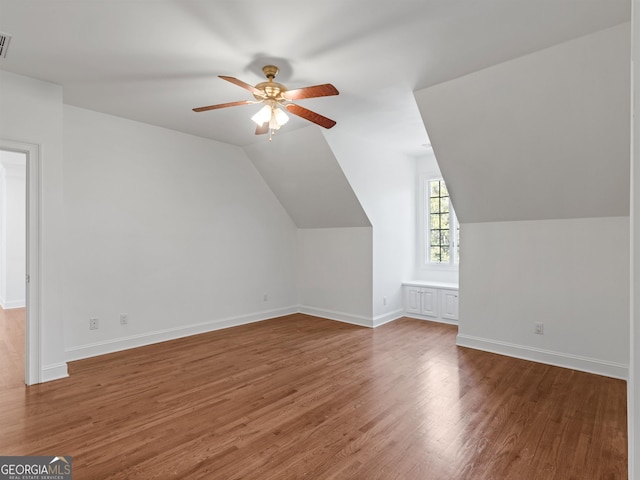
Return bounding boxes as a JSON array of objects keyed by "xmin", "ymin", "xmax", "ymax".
[{"xmin": 0, "ymin": 33, "xmax": 12, "ymax": 59}]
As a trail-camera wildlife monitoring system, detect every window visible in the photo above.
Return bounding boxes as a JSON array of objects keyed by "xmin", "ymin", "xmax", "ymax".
[{"xmin": 426, "ymin": 178, "xmax": 459, "ymax": 266}]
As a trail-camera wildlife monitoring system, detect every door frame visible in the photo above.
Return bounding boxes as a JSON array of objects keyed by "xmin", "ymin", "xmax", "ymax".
[{"xmin": 0, "ymin": 139, "xmax": 41, "ymax": 385}]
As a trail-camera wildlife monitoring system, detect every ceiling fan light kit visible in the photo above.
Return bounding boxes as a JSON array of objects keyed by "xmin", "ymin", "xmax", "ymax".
[
  {"xmin": 193, "ymin": 65, "xmax": 339, "ymax": 141},
  {"xmin": 250, "ymin": 100, "xmax": 290, "ymax": 138}
]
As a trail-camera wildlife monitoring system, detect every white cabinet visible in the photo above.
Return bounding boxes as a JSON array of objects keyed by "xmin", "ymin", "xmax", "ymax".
[
  {"xmin": 440, "ymin": 289, "xmax": 459, "ymax": 321},
  {"xmin": 403, "ymin": 283, "xmax": 459, "ymax": 323},
  {"xmin": 405, "ymin": 286, "xmax": 438, "ymax": 317},
  {"xmin": 419, "ymin": 288, "xmax": 438, "ymax": 316},
  {"xmin": 404, "ymin": 287, "xmax": 422, "ymax": 314}
]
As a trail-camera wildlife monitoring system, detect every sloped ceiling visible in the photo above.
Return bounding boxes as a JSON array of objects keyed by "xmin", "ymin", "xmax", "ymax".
[
  {"xmin": 243, "ymin": 126, "xmax": 370, "ymax": 228},
  {"xmin": 415, "ymin": 23, "xmax": 630, "ymax": 224},
  {"xmin": 0, "ymin": 1, "xmax": 631, "ymax": 230},
  {"xmin": 0, "ymin": 1, "xmax": 630, "ymax": 155}
]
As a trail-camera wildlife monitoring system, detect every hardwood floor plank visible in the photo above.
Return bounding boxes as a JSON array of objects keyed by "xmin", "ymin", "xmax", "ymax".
[{"xmin": 0, "ymin": 314, "xmax": 627, "ymax": 479}]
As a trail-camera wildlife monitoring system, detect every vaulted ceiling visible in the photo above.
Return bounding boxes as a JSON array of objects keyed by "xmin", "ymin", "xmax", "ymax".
[
  {"xmin": 0, "ymin": 0, "xmax": 630, "ymax": 156},
  {"xmin": 244, "ymin": 126, "xmax": 370, "ymax": 228}
]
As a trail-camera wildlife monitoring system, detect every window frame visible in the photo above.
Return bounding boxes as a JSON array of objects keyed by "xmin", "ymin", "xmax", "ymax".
[{"xmin": 420, "ymin": 175, "xmax": 459, "ymax": 270}]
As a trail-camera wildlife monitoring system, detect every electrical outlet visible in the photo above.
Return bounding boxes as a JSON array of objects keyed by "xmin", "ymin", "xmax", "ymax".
[
  {"xmin": 263, "ymin": 293, "xmax": 268, "ymax": 302},
  {"xmin": 534, "ymin": 322, "xmax": 544, "ymax": 335},
  {"xmin": 120, "ymin": 313, "xmax": 129, "ymax": 325},
  {"xmin": 383, "ymin": 296, "xmax": 387, "ymax": 306},
  {"xmin": 89, "ymin": 318, "xmax": 99, "ymax": 330}
]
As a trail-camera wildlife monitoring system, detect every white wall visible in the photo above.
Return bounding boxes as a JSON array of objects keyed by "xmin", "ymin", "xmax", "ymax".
[
  {"xmin": 0, "ymin": 153, "xmax": 26, "ymax": 308},
  {"xmin": 413, "ymin": 20, "xmax": 631, "ymax": 381},
  {"xmin": 459, "ymin": 216, "xmax": 629, "ymax": 378},
  {"xmin": 630, "ymin": 1, "xmax": 639, "ymax": 476},
  {"xmin": 63, "ymin": 105, "xmax": 298, "ymax": 359},
  {"xmin": 324, "ymin": 130, "xmax": 416, "ymax": 325},
  {"xmin": 245, "ymin": 124, "xmax": 414, "ymax": 327},
  {"xmin": 244, "ymin": 127, "xmax": 375, "ymax": 326},
  {"xmin": 0, "ymin": 70, "xmax": 67, "ymax": 381},
  {"xmin": 297, "ymin": 227, "xmax": 373, "ymax": 325}
]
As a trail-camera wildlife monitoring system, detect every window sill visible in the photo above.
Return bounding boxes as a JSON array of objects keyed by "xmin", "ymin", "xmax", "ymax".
[{"xmin": 402, "ymin": 280, "xmax": 459, "ymax": 290}]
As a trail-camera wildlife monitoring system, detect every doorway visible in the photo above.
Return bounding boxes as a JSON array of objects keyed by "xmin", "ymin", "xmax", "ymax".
[
  {"xmin": 0, "ymin": 150, "xmax": 26, "ymax": 388},
  {"xmin": 0, "ymin": 140, "xmax": 40, "ymax": 385}
]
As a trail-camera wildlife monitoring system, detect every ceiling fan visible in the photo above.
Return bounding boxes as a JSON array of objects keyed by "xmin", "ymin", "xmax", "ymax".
[{"xmin": 193, "ymin": 65, "xmax": 339, "ymax": 140}]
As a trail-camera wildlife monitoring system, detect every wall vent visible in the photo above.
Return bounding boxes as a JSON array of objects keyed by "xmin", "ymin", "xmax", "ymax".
[{"xmin": 0, "ymin": 33, "xmax": 12, "ymax": 59}]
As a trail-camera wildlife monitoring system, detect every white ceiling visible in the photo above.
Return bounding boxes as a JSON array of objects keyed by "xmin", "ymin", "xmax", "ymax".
[{"xmin": 0, "ymin": 0, "xmax": 630, "ymax": 155}]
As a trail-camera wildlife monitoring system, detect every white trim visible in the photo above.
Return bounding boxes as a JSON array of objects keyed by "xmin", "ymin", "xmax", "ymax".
[
  {"xmin": 402, "ymin": 281, "xmax": 459, "ymax": 289},
  {"xmin": 0, "ymin": 298, "xmax": 25, "ymax": 309},
  {"xmin": 372, "ymin": 309, "xmax": 404, "ymax": 327},
  {"xmin": 41, "ymin": 363, "xmax": 68, "ymax": 382},
  {"xmin": 456, "ymin": 333, "xmax": 628, "ymax": 380},
  {"xmin": 0, "ymin": 139, "xmax": 42, "ymax": 385},
  {"xmin": 65, "ymin": 306, "xmax": 409, "ymax": 366},
  {"xmin": 405, "ymin": 313, "xmax": 458, "ymax": 326},
  {"xmin": 297, "ymin": 305, "xmax": 373, "ymax": 328},
  {"xmin": 65, "ymin": 306, "xmax": 298, "ymax": 362}
]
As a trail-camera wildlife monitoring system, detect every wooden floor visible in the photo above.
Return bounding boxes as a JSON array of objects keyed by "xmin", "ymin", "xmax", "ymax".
[
  {"xmin": 0, "ymin": 314, "xmax": 627, "ymax": 479},
  {"xmin": 0, "ymin": 306, "xmax": 25, "ymax": 389}
]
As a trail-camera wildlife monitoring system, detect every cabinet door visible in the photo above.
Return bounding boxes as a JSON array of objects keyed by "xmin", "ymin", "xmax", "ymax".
[
  {"xmin": 404, "ymin": 287, "xmax": 422, "ymax": 314},
  {"xmin": 440, "ymin": 289, "xmax": 459, "ymax": 321},
  {"xmin": 419, "ymin": 288, "xmax": 438, "ymax": 317}
]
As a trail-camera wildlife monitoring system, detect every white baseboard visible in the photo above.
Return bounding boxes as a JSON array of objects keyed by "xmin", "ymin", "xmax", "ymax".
[
  {"xmin": 404, "ymin": 313, "xmax": 458, "ymax": 326},
  {"xmin": 41, "ymin": 362, "xmax": 69, "ymax": 382},
  {"xmin": 456, "ymin": 333, "xmax": 628, "ymax": 380},
  {"xmin": 373, "ymin": 309, "xmax": 404, "ymax": 327},
  {"xmin": 298, "ymin": 306, "xmax": 373, "ymax": 328},
  {"xmin": 64, "ymin": 305, "xmax": 407, "ymax": 365},
  {"xmin": 0, "ymin": 298, "xmax": 25, "ymax": 309},
  {"xmin": 65, "ymin": 306, "xmax": 298, "ymax": 362}
]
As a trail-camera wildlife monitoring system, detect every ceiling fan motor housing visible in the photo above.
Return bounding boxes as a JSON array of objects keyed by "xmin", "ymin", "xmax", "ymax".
[
  {"xmin": 254, "ymin": 66, "xmax": 286, "ymax": 101},
  {"xmin": 262, "ymin": 65, "xmax": 279, "ymax": 79},
  {"xmin": 254, "ymin": 81, "xmax": 287, "ymax": 101}
]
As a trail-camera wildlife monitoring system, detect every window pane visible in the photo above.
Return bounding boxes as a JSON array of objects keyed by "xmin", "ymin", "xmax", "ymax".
[
  {"xmin": 430, "ymin": 197, "xmax": 441, "ymax": 212},
  {"xmin": 430, "ymin": 230, "xmax": 440, "ymax": 245},
  {"xmin": 440, "ymin": 230, "xmax": 450, "ymax": 246},
  {"xmin": 440, "ymin": 182, "xmax": 449, "ymax": 197},
  {"xmin": 440, "ymin": 197, "xmax": 449, "ymax": 213},
  {"xmin": 430, "ymin": 181, "xmax": 440, "ymax": 197},
  {"xmin": 430, "ymin": 246, "xmax": 441, "ymax": 262},
  {"xmin": 430, "ymin": 214, "xmax": 441, "ymax": 230},
  {"xmin": 441, "ymin": 213, "xmax": 449, "ymax": 230},
  {"xmin": 441, "ymin": 246, "xmax": 450, "ymax": 263}
]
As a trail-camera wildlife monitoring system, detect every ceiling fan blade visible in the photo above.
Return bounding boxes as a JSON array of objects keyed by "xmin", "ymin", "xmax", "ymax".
[
  {"xmin": 192, "ymin": 100, "xmax": 255, "ymax": 112},
  {"xmin": 285, "ymin": 104, "xmax": 337, "ymax": 129},
  {"xmin": 255, "ymin": 123, "xmax": 269, "ymax": 135},
  {"xmin": 283, "ymin": 84, "xmax": 339, "ymax": 100},
  {"xmin": 219, "ymin": 75, "xmax": 264, "ymax": 96}
]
